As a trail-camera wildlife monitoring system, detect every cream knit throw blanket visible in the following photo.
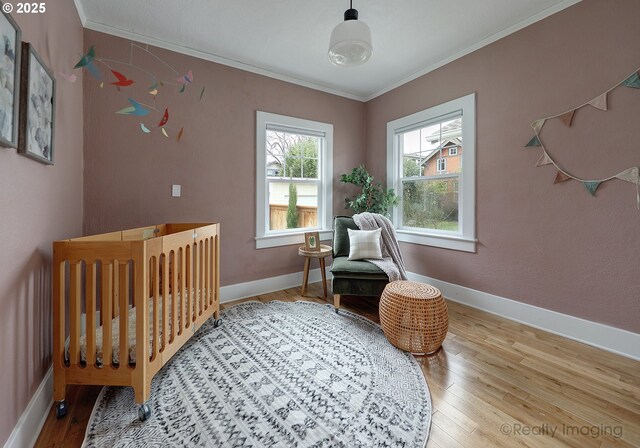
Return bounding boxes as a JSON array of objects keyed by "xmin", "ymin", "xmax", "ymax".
[{"xmin": 352, "ymin": 212, "xmax": 408, "ymax": 282}]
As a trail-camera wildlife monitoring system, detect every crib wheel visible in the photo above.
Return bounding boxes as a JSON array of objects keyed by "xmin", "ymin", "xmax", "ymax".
[
  {"xmin": 213, "ymin": 319, "xmax": 223, "ymax": 328},
  {"xmin": 138, "ymin": 404, "xmax": 151, "ymax": 422},
  {"xmin": 55, "ymin": 400, "xmax": 67, "ymax": 419}
]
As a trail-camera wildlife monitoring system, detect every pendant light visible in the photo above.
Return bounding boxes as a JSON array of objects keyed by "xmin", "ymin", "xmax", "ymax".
[{"xmin": 328, "ymin": 0, "xmax": 373, "ymax": 67}]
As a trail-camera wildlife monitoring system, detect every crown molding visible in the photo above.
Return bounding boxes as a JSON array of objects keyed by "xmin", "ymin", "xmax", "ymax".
[{"xmin": 73, "ymin": 0, "xmax": 87, "ymax": 25}]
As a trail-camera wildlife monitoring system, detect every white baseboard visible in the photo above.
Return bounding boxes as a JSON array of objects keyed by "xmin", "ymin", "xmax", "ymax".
[
  {"xmin": 407, "ymin": 272, "xmax": 640, "ymax": 361},
  {"xmin": 220, "ymin": 267, "xmax": 331, "ymax": 303},
  {"xmin": 4, "ymin": 367, "xmax": 52, "ymax": 448}
]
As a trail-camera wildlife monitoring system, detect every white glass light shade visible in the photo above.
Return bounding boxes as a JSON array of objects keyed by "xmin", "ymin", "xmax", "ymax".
[{"xmin": 328, "ymin": 19, "xmax": 373, "ymax": 66}]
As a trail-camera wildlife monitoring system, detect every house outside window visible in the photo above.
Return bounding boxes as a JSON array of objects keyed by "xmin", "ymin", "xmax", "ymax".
[
  {"xmin": 256, "ymin": 111, "xmax": 333, "ymax": 249},
  {"xmin": 386, "ymin": 93, "xmax": 476, "ymax": 252}
]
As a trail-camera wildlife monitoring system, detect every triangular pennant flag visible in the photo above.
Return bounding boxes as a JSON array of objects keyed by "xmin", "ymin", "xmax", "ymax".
[
  {"xmin": 615, "ymin": 167, "xmax": 639, "ymax": 184},
  {"xmin": 558, "ymin": 110, "xmax": 575, "ymax": 127},
  {"xmin": 588, "ymin": 93, "xmax": 607, "ymax": 111},
  {"xmin": 536, "ymin": 151, "xmax": 553, "ymax": 167},
  {"xmin": 583, "ymin": 181, "xmax": 601, "ymax": 196},
  {"xmin": 553, "ymin": 171, "xmax": 571, "ymax": 184},
  {"xmin": 615, "ymin": 167, "xmax": 640, "ymax": 209},
  {"xmin": 531, "ymin": 119, "xmax": 546, "ymax": 133},
  {"xmin": 622, "ymin": 72, "xmax": 640, "ymax": 89},
  {"xmin": 525, "ymin": 135, "xmax": 541, "ymax": 147}
]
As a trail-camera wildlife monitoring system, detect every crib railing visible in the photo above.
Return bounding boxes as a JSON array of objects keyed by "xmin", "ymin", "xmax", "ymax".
[{"xmin": 53, "ymin": 223, "xmax": 220, "ymax": 408}]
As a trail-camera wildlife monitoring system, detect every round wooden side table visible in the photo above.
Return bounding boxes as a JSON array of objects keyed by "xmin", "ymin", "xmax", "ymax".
[
  {"xmin": 379, "ymin": 280, "xmax": 448, "ymax": 355},
  {"xmin": 298, "ymin": 244, "xmax": 332, "ymax": 299}
]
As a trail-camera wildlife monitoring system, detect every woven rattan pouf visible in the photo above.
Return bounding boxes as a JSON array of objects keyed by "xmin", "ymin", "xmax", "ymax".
[{"xmin": 379, "ymin": 281, "xmax": 448, "ymax": 355}]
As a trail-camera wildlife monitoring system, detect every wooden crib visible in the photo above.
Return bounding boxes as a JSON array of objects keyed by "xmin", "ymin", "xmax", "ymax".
[{"xmin": 52, "ymin": 223, "xmax": 221, "ymax": 421}]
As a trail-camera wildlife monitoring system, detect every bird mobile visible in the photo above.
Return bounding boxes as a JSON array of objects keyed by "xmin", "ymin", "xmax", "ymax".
[{"xmin": 69, "ymin": 43, "xmax": 206, "ymax": 142}]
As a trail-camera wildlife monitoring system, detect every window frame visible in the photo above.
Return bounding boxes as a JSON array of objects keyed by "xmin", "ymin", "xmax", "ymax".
[
  {"xmin": 386, "ymin": 93, "xmax": 476, "ymax": 252},
  {"xmin": 436, "ymin": 157, "xmax": 446, "ymax": 173},
  {"xmin": 448, "ymin": 146, "xmax": 458, "ymax": 156},
  {"xmin": 256, "ymin": 111, "xmax": 333, "ymax": 249}
]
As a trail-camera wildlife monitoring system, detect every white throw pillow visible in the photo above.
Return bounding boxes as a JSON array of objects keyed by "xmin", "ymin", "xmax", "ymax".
[{"xmin": 347, "ymin": 228, "xmax": 383, "ymax": 261}]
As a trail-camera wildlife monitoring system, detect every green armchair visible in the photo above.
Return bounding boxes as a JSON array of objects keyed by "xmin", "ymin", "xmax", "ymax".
[{"xmin": 330, "ymin": 216, "xmax": 390, "ymax": 312}]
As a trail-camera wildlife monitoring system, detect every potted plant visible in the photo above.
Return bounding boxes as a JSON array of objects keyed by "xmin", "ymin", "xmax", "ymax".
[{"xmin": 340, "ymin": 165, "xmax": 399, "ymax": 217}]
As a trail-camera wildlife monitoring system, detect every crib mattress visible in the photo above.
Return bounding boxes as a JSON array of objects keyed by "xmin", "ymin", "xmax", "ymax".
[{"xmin": 64, "ymin": 294, "xmax": 202, "ymax": 366}]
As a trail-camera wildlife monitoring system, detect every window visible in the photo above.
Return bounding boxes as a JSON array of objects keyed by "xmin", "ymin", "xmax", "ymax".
[
  {"xmin": 386, "ymin": 93, "xmax": 476, "ymax": 252},
  {"xmin": 256, "ymin": 112, "xmax": 333, "ymax": 249}
]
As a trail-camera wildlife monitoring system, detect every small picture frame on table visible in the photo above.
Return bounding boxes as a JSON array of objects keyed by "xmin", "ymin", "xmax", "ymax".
[
  {"xmin": 0, "ymin": 2, "xmax": 21, "ymax": 148},
  {"xmin": 18, "ymin": 42, "xmax": 55, "ymax": 164},
  {"xmin": 304, "ymin": 231, "xmax": 320, "ymax": 252}
]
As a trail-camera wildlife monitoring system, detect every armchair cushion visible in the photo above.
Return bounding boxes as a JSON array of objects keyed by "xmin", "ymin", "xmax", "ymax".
[{"xmin": 330, "ymin": 256, "xmax": 388, "ymax": 279}]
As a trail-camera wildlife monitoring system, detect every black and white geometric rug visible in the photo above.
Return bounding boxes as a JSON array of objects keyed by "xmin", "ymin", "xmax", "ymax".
[{"xmin": 82, "ymin": 301, "xmax": 431, "ymax": 447}]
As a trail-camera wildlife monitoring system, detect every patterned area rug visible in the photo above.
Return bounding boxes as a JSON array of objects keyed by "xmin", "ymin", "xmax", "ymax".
[{"xmin": 82, "ymin": 301, "xmax": 431, "ymax": 447}]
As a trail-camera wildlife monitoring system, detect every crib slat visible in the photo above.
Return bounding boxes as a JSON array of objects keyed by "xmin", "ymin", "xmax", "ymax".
[
  {"xmin": 86, "ymin": 262, "xmax": 97, "ymax": 366},
  {"xmin": 162, "ymin": 254, "xmax": 169, "ymax": 351},
  {"xmin": 152, "ymin": 256, "xmax": 160, "ymax": 361},
  {"xmin": 203, "ymin": 238, "xmax": 209, "ymax": 310},
  {"xmin": 101, "ymin": 262, "xmax": 113, "ymax": 366},
  {"xmin": 185, "ymin": 245, "xmax": 192, "ymax": 329},
  {"xmin": 119, "ymin": 262, "xmax": 129, "ymax": 366},
  {"xmin": 171, "ymin": 251, "xmax": 178, "ymax": 342},
  {"xmin": 193, "ymin": 242, "xmax": 199, "ymax": 318},
  {"xmin": 69, "ymin": 263, "xmax": 82, "ymax": 366},
  {"xmin": 179, "ymin": 248, "xmax": 186, "ymax": 335},
  {"xmin": 215, "ymin": 233, "xmax": 220, "ymax": 307},
  {"xmin": 209, "ymin": 237, "xmax": 214, "ymax": 306}
]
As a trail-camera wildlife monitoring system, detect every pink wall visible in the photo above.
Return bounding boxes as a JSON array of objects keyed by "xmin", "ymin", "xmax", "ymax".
[
  {"xmin": 365, "ymin": 0, "xmax": 640, "ymax": 333},
  {"xmin": 0, "ymin": 1, "xmax": 84, "ymax": 444},
  {"xmin": 82, "ymin": 30, "xmax": 365, "ymax": 287}
]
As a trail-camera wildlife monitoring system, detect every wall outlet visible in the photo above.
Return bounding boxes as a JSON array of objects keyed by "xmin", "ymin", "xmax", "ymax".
[{"xmin": 171, "ymin": 185, "xmax": 181, "ymax": 197}]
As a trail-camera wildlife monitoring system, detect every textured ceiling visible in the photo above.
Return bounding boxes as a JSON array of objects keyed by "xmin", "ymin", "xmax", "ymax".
[{"xmin": 75, "ymin": 0, "xmax": 581, "ymax": 100}]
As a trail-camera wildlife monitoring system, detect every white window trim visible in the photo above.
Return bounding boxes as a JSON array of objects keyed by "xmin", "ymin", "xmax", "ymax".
[
  {"xmin": 448, "ymin": 146, "xmax": 458, "ymax": 156},
  {"xmin": 256, "ymin": 111, "xmax": 333, "ymax": 249},
  {"xmin": 386, "ymin": 93, "xmax": 476, "ymax": 252},
  {"xmin": 436, "ymin": 158, "xmax": 446, "ymax": 173}
]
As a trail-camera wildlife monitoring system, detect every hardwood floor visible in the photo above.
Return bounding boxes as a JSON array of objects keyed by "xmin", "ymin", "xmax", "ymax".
[{"xmin": 35, "ymin": 283, "xmax": 640, "ymax": 447}]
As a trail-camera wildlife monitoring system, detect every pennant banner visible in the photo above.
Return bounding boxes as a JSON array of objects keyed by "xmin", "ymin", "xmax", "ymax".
[
  {"xmin": 553, "ymin": 171, "xmax": 571, "ymax": 184},
  {"xmin": 558, "ymin": 110, "xmax": 575, "ymax": 127},
  {"xmin": 623, "ymin": 72, "xmax": 640, "ymax": 89},
  {"xmin": 615, "ymin": 167, "xmax": 639, "ymax": 184},
  {"xmin": 531, "ymin": 119, "xmax": 546, "ymax": 133},
  {"xmin": 588, "ymin": 93, "xmax": 607, "ymax": 111},
  {"xmin": 536, "ymin": 151, "xmax": 553, "ymax": 167},
  {"xmin": 616, "ymin": 167, "xmax": 640, "ymax": 209},
  {"xmin": 583, "ymin": 181, "xmax": 601, "ymax": 196},
  {"xmin": 525, "ymin": 65, "xmax": 640, "ymax": 209},
  {"xmin": 525, "ymin": 135, "xmax": 541, "ymax": 147}
]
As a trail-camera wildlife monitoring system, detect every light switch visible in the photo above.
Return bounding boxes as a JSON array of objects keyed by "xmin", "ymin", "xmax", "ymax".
[{"xmin": 171, "ymin": 185, "xmax": 181, "ymax": 197}]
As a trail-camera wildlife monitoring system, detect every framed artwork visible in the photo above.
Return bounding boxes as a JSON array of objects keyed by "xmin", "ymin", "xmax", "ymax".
[
  {"xmin": 304, "ymin": 231, "xmax": 320, "ymax": 252},
  {"xmin": 0, "ymin": 2, "xmax": 21, "ymax": 148},
  {"xmin": 18, "ymin": 42, "xmax": 55, "ymax": 164}
]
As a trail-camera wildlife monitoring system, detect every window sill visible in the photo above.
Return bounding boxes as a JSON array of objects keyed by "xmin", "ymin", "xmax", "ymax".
[
  {"xmin": 255, "ymin": 230, "xmax": 333, "ymax": 249},
  {"xmin": 396, "ymin": 229, "xmax": 477, "ymax": 253}
]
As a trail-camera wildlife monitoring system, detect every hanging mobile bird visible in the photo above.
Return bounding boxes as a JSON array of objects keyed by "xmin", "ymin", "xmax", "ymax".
[{"xmin": 110, "ymin": 70, "xmax": 135, "ymax": 87}]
